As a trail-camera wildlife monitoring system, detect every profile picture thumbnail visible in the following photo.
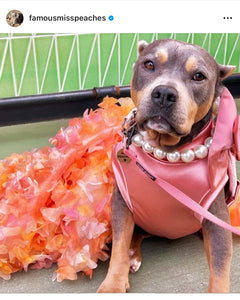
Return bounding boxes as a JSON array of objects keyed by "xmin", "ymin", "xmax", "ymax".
[{"xmin": 6, "ymin": 10, "xmax": 24, "ymax": 27}]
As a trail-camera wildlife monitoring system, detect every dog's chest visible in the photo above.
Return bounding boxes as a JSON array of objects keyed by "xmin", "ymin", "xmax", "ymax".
[{"xmin": 112, "ymin": 140, "xmax": 217, "ymax": 239}]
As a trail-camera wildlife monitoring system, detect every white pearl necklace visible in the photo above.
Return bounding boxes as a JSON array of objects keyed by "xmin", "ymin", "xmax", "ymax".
[{"xmin": 131, "ymin": 96, "xmax": 220, "ymax": 163}]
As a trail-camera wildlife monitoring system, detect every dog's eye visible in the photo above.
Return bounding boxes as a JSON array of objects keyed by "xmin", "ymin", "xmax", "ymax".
[
  {"xmin": 144, "ymin": 60, "xmax": 154, "ymax": 71},
  {"xmin": 192, "ymin": 72, "xmax": 206, "ymax": 81}
]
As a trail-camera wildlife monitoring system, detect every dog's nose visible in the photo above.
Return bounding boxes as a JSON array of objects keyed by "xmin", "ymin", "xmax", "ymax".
[{"xmin": 151, "ymin": 86, "xmax": 177, "ymax": 106}]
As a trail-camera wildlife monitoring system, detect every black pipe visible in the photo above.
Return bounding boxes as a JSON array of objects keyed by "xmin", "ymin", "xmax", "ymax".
[
  {"xmin": 223, "ymin": 74, "xmax": 240, "ymax": 98},
  {"xmin": 0, "ymin": 73, "xmax": 239, "ymax": 127},
  {"xmin": 0, "ymin": 85, "xmax": 130, "ymax": 126}
]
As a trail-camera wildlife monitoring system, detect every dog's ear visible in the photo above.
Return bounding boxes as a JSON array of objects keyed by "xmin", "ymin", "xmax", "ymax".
[
  {"xmin": 218, "ymin": 64, "xmax": 236, "ymax": 81},
  {"xmin": 137, "ymin": 40, "xmax": 148, "ymax": 56}
]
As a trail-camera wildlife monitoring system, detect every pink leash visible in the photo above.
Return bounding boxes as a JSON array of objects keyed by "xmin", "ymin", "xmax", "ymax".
[{"xmin": 124, "ymin": 147, "xmax": 240, "ymax": 236}]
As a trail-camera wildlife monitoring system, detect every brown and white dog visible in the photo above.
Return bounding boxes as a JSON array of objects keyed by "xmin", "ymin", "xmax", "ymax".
[{"xmin": 97, "ymin": 39, "xmax": 236, "ymax": 293}]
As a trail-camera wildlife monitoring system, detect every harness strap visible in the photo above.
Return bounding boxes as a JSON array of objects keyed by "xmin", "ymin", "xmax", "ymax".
[{"xmin": 124, "ymin": 147, "xmax": 240, "ymax": 236}]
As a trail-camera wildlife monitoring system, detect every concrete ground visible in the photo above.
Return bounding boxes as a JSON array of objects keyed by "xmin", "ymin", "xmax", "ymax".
[
  {"xmin": 0, "ymin": 234, "xmax": 240, "ymax": 293},
  {"xmin": 0, "ymin": 110, "xmax": 240, "ymax": 293}
]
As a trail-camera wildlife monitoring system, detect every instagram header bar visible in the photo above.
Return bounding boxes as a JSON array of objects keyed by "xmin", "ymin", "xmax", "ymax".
[{"xmin": 1, "ymin": 1, "xmax": 239, "ymax": 33}]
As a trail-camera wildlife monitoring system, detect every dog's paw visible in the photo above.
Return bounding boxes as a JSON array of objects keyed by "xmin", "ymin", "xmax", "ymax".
[
  {"xmin": 97, "ymin": 275, "xmax": 130, "ymax": 293},
  {"xmin": 129, "ymin": 248, "xmax": 142, "ymax": 273}
]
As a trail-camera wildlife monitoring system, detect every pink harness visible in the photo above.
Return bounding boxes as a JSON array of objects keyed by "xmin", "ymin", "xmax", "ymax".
[{"xmin": 112, "ymin": 88, "xmax": 240, "ymax": 239}]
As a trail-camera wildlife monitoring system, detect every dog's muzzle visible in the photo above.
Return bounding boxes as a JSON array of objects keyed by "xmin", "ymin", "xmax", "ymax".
[{"xmin": 140, "ymin": 85, "xmax": 179, "ymax": 135}]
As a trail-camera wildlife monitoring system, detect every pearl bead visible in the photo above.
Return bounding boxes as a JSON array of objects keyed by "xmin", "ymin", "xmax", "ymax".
[
  {"xmin": 167, "ymin": 151, "xmax": 180, "ymax": 163},
  {"xmin": 180, "ymin": 149, "xmax": 195, "ymax": 163},
  {"xmin": 142, "ymin": 142, "xmax": 154, "ymax": 153},
  {"xmin": 194, "ymin": 145, "xmax": 208, "ymax": 159},
  {"xmin": 212, "ymin": 98, "xmax": 220, "ymax": 116},
  {"xmin": 154, "ymin": 148, "xmax": 166, "ymax": 159},
  {"xmin": 204, "ymin": 137, "xmax": 213, "ymax": 148},
  {"xmin": 132, "ymin": 134, "xmax": 143, "ymax": 147}
]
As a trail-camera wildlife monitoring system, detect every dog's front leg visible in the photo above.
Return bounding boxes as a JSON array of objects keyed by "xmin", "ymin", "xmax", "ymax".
[
  {"xmin": 97, "ymin": 185, "xmax": 135, "ymax": 293},
  {"xmin": 202, "ymin": 189, "xmax": 232, "ymax": 293}
]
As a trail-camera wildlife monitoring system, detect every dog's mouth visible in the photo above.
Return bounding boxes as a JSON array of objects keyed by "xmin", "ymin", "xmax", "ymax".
[
  {"xmin": 139, "ymin": 115, "xmax": 188, "ymax": 147},
  {"xmin": 146, "ymin": 116, "xmax": 174, "ymax": 133},
  {"xmin": 142, "ymin": 115, "xmax": 184, "ymax": 137}
]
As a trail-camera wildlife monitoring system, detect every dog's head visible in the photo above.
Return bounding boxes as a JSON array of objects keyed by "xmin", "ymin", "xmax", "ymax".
[{"xmin": 131, "ymin": 39, "xmax": 235, "ymax": 150}]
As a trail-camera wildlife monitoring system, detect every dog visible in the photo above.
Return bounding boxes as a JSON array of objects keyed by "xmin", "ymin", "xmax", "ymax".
[{"xmin": 97, "ymin": 39, "xmax": 238, "ymax": 293}]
